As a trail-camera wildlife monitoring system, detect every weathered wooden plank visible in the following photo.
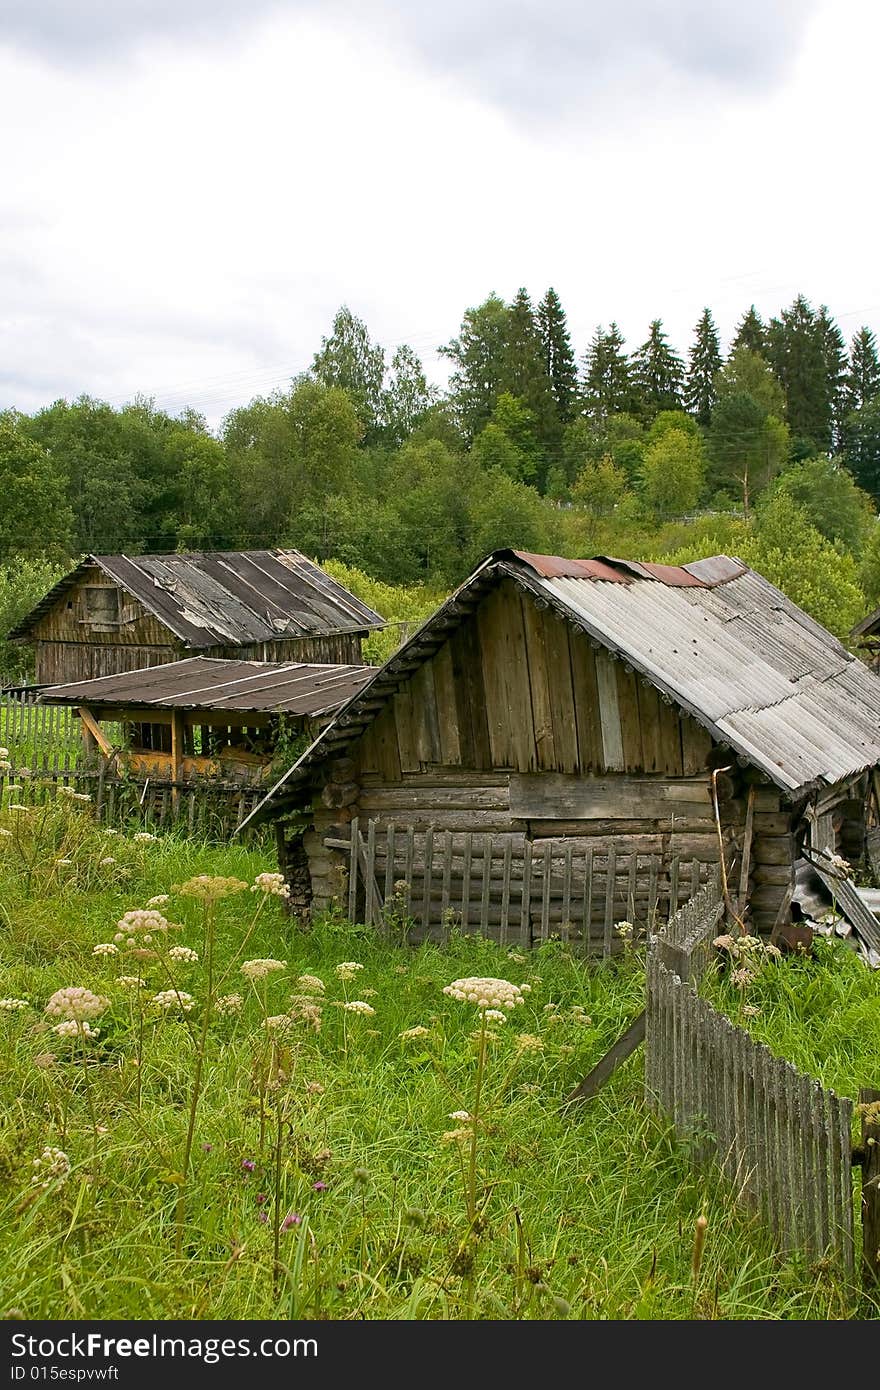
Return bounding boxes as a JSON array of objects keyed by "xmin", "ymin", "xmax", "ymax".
[
  {"xmin": 411, "ymin": 659, "xmax": 442, "ymax": 766},
  {"xmin": 440, "ymin": 828, "xmax": 452, "ymax": 927},
  {"xmin": 403, "ymin": 826, "xmax": 414, "ymax": 916},
  {"xmin": 358, "ymin": 783, "xmax": 510, "ymax": 811},
  {"xmin": 431, "ymin": 641, "xmax": 462, "ymax": 767},
  {"xmin": 603, "ymin": 845, "xmax": 616, "ymax": 957},
  {"xmin": 520, "ymin": 595, "xmax": 556, "ymax": 770},
  {"xmin": 450, "ymin": 622, "xmax": 492, "ymax": 771},
  {"xmin": 564, "ymin": 1012, "xmax": 646, "ymax": 1106},
  {"xmin": 521, "ymin": 840, "xmax": 532, "ymax": 945},
  {"xmin": 348, "ymin": 816, "xmax": 359, "ymax": 922},
  {"xmin": 384, "ymin": 822, "xmax": 397, "ymax": 907},
  {"xmin": 421, "ymin": 825, "xmax": 434, "ymax": 930},
  {"xmin": 542, "ymin": 610, "xmax": 579, "ymax": 773},
  {"xmin": 500, "ymin": 839, "xmax": 512, "ymax": 945},
  {"xmin": 509, "ymin": 772, "xmax": 711, "ymax": 822},
  {"xmin": 561, "ymin": 841, "xmax": 573, "ymax": 941},
  {"xmin": 636, "ymin": 681, "xmax": 662, "ymax": 774},
  {"xmin": 364, "ymin": 819, "xmax": 377, "ymax": 927},
  {"xmin": 615, "ymin": 664, "xmax": 643, "ymax": 773},
  {"xmin": 539, "ymin": 840, "xmax": 552, "ymax": 941},
  {"xmin": 568, "ymin": 632, "xmax": 603, "ymax": 773},
  {"xmin": 681, "ymin": 714, "xmax": 713, "ymax": 776},
  {"xmin": 393, "ymin": 687, "xmax": 422, "ymax": 774},
  {"xmin": 461, "ymin": 832, "xmax": 472, "ymax": 933},
  {"xmin": 582, "ymin": 847, "xmax": 593, "ymax": 950},
  {"xmin": 595, "ymin": 649, "xmax": 624, "ymax": 772},
  {"xmin": 656, "ymin": 696, "xmax": 684, "ymax": 776},
  {"xmin": 480, "ymin": 833, "xmax": 492, "ymax": 934}
]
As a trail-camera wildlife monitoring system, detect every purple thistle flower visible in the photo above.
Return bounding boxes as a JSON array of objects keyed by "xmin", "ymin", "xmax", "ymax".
[
  {"xmin": 282, "ymin": 1212, "xmax": 302, "ymax": 1230},
  {"xmin": 241, "ymin": 1158, "xmax": 256, "ymax": 1173},
  {"xmin": 201, "ymin": 1143, "xmax": 213, "ymax": 1152},
  {"xmin": 256, "ymin": 1192, "xmax": 268, "ymax": 1205},
  {"xmin": 312, "ymin": 1180, "xmax": 328, "ymax": 1192},
  {"xmin": 257, "ymin": 1211, "xmax": 268, "ymax": 1224}
]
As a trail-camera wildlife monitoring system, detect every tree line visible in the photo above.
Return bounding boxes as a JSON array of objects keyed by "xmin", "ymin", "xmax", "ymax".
[{"xmin": 2, "ymin": 289, "xmax": 880, "ymax": 661}]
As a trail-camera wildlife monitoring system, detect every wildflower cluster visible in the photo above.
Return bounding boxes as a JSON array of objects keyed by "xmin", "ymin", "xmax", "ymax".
[
  {"xmin": 45, "ymin": 987, "xmax": 109, "ymax": 1023},
  {"xmin": 114, "ymin": 909, "xmax": 171, "ymax": 947},
  {"xmin": 399, "ymin": 1025, "xmax": 430, "ymax": 1041},
  {"xmin": 442, "ymin": 976, "xmax": 527, "ymax": 1013},
  {"xmin": 340, "ymin": 1000, "xmax": 375, "ymax": 1016},
  {"xmin": 56, "ymin": 785, "xmax": 91, "ymax": 804},
  {"xmin": 250, "ymin": 872, "xmax": 290, "ymax": 899},
  {"xmin": 177, "ymin": 875, "xmax": 248, "ymax": 901},
  {"xmin": 241, "ymin": 959, "xmax": 286, "ymax": 981},
  {"xmin": 713, "ymin": 933, "xmax": 782, "ymax": 989},
  {"xmin": 296, "ymin": 974, "xmax": 325, "ymax": 995},
  {"xmin": 92, "ymin": 943, "xmax": 119, "ymax": 957},
  {"xmin": 31, "ymin": 1147, "xmax": 71, "ymax": 1188},
  {"xmin": 168, "ymin": 946, "xmax": 199, "ymax": 964},
  {"xmin": 335, "ymin": 961, "xmax": 364, "ymax": 981},
  {"xmin": 0, "ymin": 998, "xmax": 29, "ymax": 1011},
  {"xmin": 288, "ymin": 996, "xmax": 323, "ymax": 1031},
  {"xmin": 214, "ymin": 993, "xmax": 243, "ymax": 1016},
  {"xmin": 151, "ymin": 990, "xmax": 195, "ymax": 1013}
]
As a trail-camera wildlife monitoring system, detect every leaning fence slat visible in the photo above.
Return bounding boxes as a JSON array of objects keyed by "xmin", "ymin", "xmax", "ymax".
[
  {"xmin": 539, "ymin": 842, "xmax": 552, "ymax": 942},
  {"xmin": 439, "ymin": 828, "xmax": 451, "ymax": 931},
  {"xmin": 480, "ymin": 834, "xmax": 492, "ymax": 935},
  {"xmin": 811, "ymin": 1080, "xmax": 831, "ymax": 1257},
  {"xmin": 461, "ymin": 833, "xmax": 472, "ymax": 934},
  {"xmin": 500, "ymin": 840, "xmax": 512, "ymax": 946},
  {"xmin": 582, "ymin": 848, "xmax": 593, "ymax": 956},
  {"xmin": 521, "ymin": 841, "xmax": 532, "ymax": 946},
  {"xmin": 365, "ymin": 819, "xmax": 377, "ymax": 928},
  {"xmin": 348, "ymin": 816, "xmax": 359, "ymax": 923},
  {"xmin": 385, "ymin": 823, "xmax": 397, "ymax": 911},
  {"xmin": 561, "ymin": 842, "xmax": 572, "ymax": 944},
  {"xmin": 421, "ymin": 825, "xmax": 434, "ymax": 933},
  {"xmin": 603, "ymin": 846, "xmax": 616, "ymax": 958}
]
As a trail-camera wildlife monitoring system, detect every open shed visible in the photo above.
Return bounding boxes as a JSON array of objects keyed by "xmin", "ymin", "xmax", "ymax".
[
  {"xmin": 8, "ymin": 548, "xmax": 384, "ymax": 686},
  {"xmin": 242, "ymin": 550, "xmax": 880, "ymax": 943},
  {"xmin": 40, "ymin": 657, "xmax": 375, "ymax": 788}
]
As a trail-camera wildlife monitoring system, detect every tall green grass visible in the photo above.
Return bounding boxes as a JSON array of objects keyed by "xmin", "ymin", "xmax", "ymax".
[{"xmin": 0, "ymin": 819, "xmax": 877, "ymax": 1320}]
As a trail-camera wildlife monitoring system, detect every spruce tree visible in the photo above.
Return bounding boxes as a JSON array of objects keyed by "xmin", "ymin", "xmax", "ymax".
[
  {"xmin": 633, "ymin": 320, "xmax": 685, "ymax": 420},
  {"xmin": 439, "ymin": 293, "xmax": 511, "ymax": 441},
  {"xmin": 846, "ymin": 327, "xmax": 880, "ymax": 412},
  {"xmin": 501, "ymin": 287, "xmax": 559, "ymax": 471},
  {"xmin": 537, "ymin": 288, "xmax": 578, "ymax": 424},
  {"xmin": 581, "ymin": 323, "xmax": 634, "ymax": 420},
  {"xmin": 685, "ymin": 308, "xmax": 723, "ymax": 426},
  {"xmin": 767, "ymin": 295, "xmax": 832, "ymax": 454},
  {"xmin": 817, "ymin": 306, "xmax": 848, "ymax": 451},
  {"xmin": 732, "ymin": 306, "xmax": 768, "ymax": 357}
]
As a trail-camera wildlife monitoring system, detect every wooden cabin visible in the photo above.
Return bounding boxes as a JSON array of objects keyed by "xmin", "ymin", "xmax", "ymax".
[
  {"xmin": 9, "ymin": 549, "xmax": 384, "ymax": 686},
  {"xmin": 39, "ymin": 657, "xmax": 375, "ymax": 789},
  {"xmin": 243, "ymin": 550, "xmax": 880, "ymax": 939}
]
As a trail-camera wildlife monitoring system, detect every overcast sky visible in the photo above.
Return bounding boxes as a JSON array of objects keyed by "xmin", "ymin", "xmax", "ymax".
[{"xmin": 2, "ymin": 0, "xmax": 878, "ymax": 426}]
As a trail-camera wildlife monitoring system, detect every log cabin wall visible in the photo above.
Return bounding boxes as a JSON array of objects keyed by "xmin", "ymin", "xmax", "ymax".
[
  {"xmin": 28, "ymin": 566, "xmax": 366, "ymax": 684},
  {"xmin": 301, "ymin": 578, "xmax": 778, "ymax": 938}
]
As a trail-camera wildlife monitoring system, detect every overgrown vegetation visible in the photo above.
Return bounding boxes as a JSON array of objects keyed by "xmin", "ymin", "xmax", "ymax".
[
  {"xmin": 3, "ymin": 292, "xmax": 880, "ymax": 680},
  {"xmin": 1, "ymin": 798, "xmax": 877, "ymax": 1320}
]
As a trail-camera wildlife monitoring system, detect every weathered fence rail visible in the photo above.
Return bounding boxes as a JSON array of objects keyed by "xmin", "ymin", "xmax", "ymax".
[
  {"xmin": 646, "ymin": 886, "xmax": 857, "ymax": 1275},
  {"xmin": 330, "ymin": 815, "xmax": 717, "ymax": 950},
  {"xmin": 1, "ymin": 688, "xmax": 82, "ymax": 772}
]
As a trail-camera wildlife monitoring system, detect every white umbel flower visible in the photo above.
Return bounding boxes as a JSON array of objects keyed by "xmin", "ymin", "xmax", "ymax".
[
  {"xmin": 0, "ymin": 998, "xmax": 29, "ymax": 1011},
  {"xmin": 442, "ymin": 976, "xmax": 525, "ymax": 1012},
  {"xmin": 240, "ymin": 958, "xmax": 286, "ymax": 980},
  {"xmin": 341, "ymin": 1000, "xmax": 375, "ymax": 1015},
  {"xmin": 92, "ymin": 943, "xmax": 119, "ymax": 956},
  {"xmin": 31, "ymin": 1146, "xmax": 71, "ymax": 1188},
  {"xmin": 151, "ymin": 989, "xmax": 195, "ymax": 1012},
  {"xmin": 45, "ymin": 987, "xmax": 109, "ymax": 1022},
  {"xmin": 296, "ymin": 974, "xmax": 326, "ymax": 995},
  {"xmin": 168, "ymin": 946, "xmax": 199, "ymax": 964},
  {"xmin": 251, "ymin": 872, "xmax": 290, "ymax": 898},
  {"xmin": 335, "ymin": 961, "xmax": 364, "ymax": 980},
  {"xmin": 115, "ymin": 909, "xmax": 170, "ymax": 946},
  {"xmin": 215, "ymin": 993, "xmax": 243, "ymax": 1015}
]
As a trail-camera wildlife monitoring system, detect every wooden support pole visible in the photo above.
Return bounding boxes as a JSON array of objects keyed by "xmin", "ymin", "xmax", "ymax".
[
  {"xmin": 563, "ymin": 1012, "xmax": 646, "ymax": 1107},
  {"xmin": 171, "ymin": 710, "xmax": 184, "ymax": 811},
  {"xmin": 77, "ymin": 706, "xmax": 114, "ymax": 758}
]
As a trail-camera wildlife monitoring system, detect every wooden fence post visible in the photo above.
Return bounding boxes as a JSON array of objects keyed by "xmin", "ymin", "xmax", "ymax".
[{"xmin": 859, "ymin": 1087, "xmax": 880, "ymax": 1284}]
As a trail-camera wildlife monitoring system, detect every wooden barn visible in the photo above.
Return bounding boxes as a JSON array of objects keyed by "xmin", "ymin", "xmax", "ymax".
[
  {"xmin": 242, "ymin": 550, "xmax": 880, "ymax": 941},
  {"xmin": 8, "ymin": 549, "xmax": 384, "ymax": 686},
  {"xmin": 38, "ymin": 657, "xmax": 375, "ymax": 788}
]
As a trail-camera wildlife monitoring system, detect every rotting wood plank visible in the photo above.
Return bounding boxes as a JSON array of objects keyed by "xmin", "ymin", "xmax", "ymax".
[
  {"xmin": 681, "ymin": 715, "xmax": 714, "ymax": 776},
  {"xmin": 411, "ymin": 659, "xmax": 442, "ymax": 766},
  {"xmin": 500, "ymin": 840, "xmax": 513, "ymax": 945},
  {"xmin": 461, "ymin": 833, "xmax": 472, "ymax": 933},
  {"xmin": 603, "ymin": 845, "xmax": 616, "ymax": 956},
  {"xmin": 421, "ymin": 825, "xmax": 434, "ymax": 929},
  {"xmin": 509, "ymin": 772, "xmax": 711, "ymax": 822},
  {"xmin": 656, "ymin": 696, "xmax": 684, "ymax": 776},
  {"xmin": 521, "ymin": 841, "xmax": 532, "ymax": 945},
  {"xmin": 582, "ymin": 847, "xmax": 593, "ymax": 950},
  {"xmin": 542, "ymin": 608, "xmax": 579, "ymax": 773},
  {"xmin": 393, "ymin": 687, "xmax": 421, "ymax": 773},
  {"xmin": 539, "ymin": 840, "xmax": 552, "ymax": 941},
  {"xmin": 480, "ymin": 833, "xmax": 492, "ymax": 934}
]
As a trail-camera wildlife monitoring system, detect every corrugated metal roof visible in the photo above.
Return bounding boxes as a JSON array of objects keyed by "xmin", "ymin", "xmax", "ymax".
[
  {"xmin": 239, "ymin": 550, "xmax": 880, "ymax": 828},
  {"xmin": 8, "ymin": 549, "xmax": 384, "ymax": 647},
  {"xmin": 39, "ymin": 657, "xmax": 375, "ymax": 717}
]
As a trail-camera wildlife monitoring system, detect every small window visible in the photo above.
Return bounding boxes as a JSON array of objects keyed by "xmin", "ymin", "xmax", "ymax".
[{"xmin": 82, "ymin": 586, "xmax": 121, "ymax": 629}]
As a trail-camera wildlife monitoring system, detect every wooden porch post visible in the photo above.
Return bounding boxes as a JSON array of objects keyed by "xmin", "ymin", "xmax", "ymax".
[{"xmin": 171, "ymin": 709, "xmax": 184, "ymax": 811}]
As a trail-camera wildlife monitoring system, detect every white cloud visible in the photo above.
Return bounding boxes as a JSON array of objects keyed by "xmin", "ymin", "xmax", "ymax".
[{"xmin": 0, "ymin": 0, "xmax": 877, "ymax": 425}]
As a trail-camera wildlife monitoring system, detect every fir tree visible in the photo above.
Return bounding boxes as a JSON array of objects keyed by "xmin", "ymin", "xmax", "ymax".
[
  {"xmin": 537, "ymin": 287, "xmax": 578, "ymax": 424},
  {"xmin": 439, "ymin": 293, "xmax": 511, "ymax": 441},
  {"xmin": 632, "ymin": 319, "xmax": 685, "ymax": 419},
  {"xmin": 731, "ymin": 305, "xmax": 768, "ymax": 357},
  {"xmin": 685, "ymin": 308, "xmax": 723, "ymax": 426},
  {"xmin": 581, "ymin": 323, "xmax": 634, "ymax": 420},
  {"xmin": 845, "ymin": 327, "xmax": 880, "ymax": 412}
]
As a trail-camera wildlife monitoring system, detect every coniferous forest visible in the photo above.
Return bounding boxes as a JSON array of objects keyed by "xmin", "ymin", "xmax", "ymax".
[{"xmin": 3, "ymin": 290, "xmax": 880, "ymax": 673}]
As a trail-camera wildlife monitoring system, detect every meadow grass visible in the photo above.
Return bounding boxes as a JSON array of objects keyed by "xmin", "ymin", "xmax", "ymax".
[{"xmin": 0, "ymin": 807, "xmax": 878, "ymax": 1320}]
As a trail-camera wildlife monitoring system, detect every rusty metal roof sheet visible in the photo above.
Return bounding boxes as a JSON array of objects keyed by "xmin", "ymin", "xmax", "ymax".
[
  {"xmin": 8, "ymin": 550, "xmax": 384, "ymax": 647},
  {"xmin": 39, "ymin": 657, "xmax": 375, "ymax": 717},
  {"xmin": 240, "ymin": 550, "xmax": 880, "ymax": 828}
]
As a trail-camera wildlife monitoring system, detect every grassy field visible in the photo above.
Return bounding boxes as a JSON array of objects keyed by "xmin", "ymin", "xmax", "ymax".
[{"xmin": 0, "ymin": 795, "xmax": 878, "ymax": 1321}]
